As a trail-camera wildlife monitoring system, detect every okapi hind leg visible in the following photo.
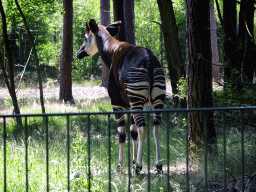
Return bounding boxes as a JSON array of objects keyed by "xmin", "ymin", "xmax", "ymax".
[
  {"xmin": 130, "ymin": 116, "xmax": 138, "ymax": 165},
  {"xmin": 117, "ymin": 126, "xmax": 126, "ymax": 167},
  {"xmin": 136, "ymin": 125, "xmax": 146, "ymax": 173},
  {"xmin": 153, "ymin": 125, "xmax": 163, "ymax": 172},
  {"xmin": 151, "ymin": 67, "xmax": 166, "ymax": 172}
]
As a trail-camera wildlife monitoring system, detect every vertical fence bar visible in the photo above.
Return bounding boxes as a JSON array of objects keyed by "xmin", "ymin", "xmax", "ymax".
[
  {"xmin": 127, "ymin": 113, "xmax": 131, "ymax": 192},
  {"xmin": 25, "ymin": 116, "xmax": 28, "ymax": 192},
  {"xmin": 241, "ymin": 110, "xmax": 245, "ymax": 192},
  {"xmin": 166, "ymin": 112, "xmax": 170, "ymax": 192},
  {"xmin": 45, "ymin": 116, "xmax": 49, "ymax": 192},
  {"xmin": 204, "ymin": 111, "xmax": 208, "ymax": 191},
  {"xmin": 87, "ymin": 114, "xmax": 91, "ymax": 191},
  {"xmin": 147, "ymin": 112, "xmax": 150, "ymax": 192},
  {"xmin": 185, "ymin": 112, "xmax": 189, "ymax": 192},
  {"xmin": 3, "ymin": 117, "xmax": 7, "ymax": 192},
  {"xmin": 108, "ymin": 114, "xmax": 111, "ymax": 192},
  {"xmin": 223, "ymin": 111, "xmax": 227, "ymax": 192},
  {"xmin": 66, "ymin": 115, "xmax": 70, "ymax": 192}
]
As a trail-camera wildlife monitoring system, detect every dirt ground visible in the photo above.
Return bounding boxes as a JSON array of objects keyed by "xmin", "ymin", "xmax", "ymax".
[{"xmin": 0, "ymin": 84, "xmax": 173, "ymax": 114}]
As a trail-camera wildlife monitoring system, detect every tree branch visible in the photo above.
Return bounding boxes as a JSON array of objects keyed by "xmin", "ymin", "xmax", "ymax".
[
  {"xmin": 14, "ymin": 0, "xmax": 45, "ymax": 113},
  {"xmin": 214, "ymin": 0, "xmax": 223, "ymax": 29}
]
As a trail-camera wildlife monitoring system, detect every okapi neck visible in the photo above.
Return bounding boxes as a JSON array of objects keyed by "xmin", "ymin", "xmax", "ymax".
[{"xmin": 96, "ymin": 30, "xmax": 118, "ymax": 69}]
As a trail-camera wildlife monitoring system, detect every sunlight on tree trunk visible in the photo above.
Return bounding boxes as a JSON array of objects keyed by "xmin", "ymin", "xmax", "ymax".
[
  {"xmin": 210, "ymin": 2, "xmax": 220, "ymax": 79},
  {"xmin": 157, "ymin": 0, "xmax": 186, "ymax": 108}
]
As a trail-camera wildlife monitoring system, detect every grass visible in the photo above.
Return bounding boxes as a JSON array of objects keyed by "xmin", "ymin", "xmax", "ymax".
[{"xmin": 1, "ymin": 84, "xmax": 256, "ymax": 191}]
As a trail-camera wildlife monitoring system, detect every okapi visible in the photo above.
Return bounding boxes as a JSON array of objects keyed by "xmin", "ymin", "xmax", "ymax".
[{"xmin": 77, "ymin": 19, "xmax": 166, "ymax": 173}]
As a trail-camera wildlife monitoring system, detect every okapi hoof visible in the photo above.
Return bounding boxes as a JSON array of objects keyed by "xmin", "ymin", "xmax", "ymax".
[
  {"xmin": 135, "ymin": 164, "xmax": 142, "ymax": 174},
  {"xmin": 116, "ymin": 164, "xmax": 123, "ymax": 172},
  {"xmin": 156, "ymin": 164, "xmax": 163, "ymax": 173}
]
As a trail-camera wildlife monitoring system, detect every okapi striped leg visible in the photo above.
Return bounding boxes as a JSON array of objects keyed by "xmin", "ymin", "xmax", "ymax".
[
  {"xmin": 153, "ymin": 125, "xmax": 162, "ymax": 172},
  {"xmin": 136, "ymin": 125, "xmax": 146, "ymax": 172},
  {"xmin": 112, "ymin": 105, "xmax": 126, "ymax": 168},
  {"xmin": 130, "ymin": 117, "xmax": 138, "ymax": 165},
  {"xmin": 151, "ymin": 67, "xmax": 166, "ymax": 172},
  {"xmin": 118, "ymin": 126, "xmax": 126, "ymax": 167}
]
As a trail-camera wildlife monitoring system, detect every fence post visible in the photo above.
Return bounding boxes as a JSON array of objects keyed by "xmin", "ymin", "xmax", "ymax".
[
  {"xmin": 166, "ymin": 112, "xmax": 170, "ymax": 191},
  {"xmin": 66, "ymin": 115, "xmax": 70, "ymax": 192},
  {"xmin": 3, "ymin": 117, "xmax": 7, "ymax": 192},
  {"xmin": 223, "ymin": 111, "xmax": 227, "ymax": 192},
  {"xmin": 45, "ymin": 116, "xmax": 49, "ymax": 192},
  {"xmin": 204, "ymin": 111, "xmax": 208, "ymax": 191},
  {"xmin": 185, "ymin": 112, "xmax": 189, "ymax": 192},
  {"xmin": 87, "ymin": 114, "xmax": 91, "ymax": 191},
  {"xmin": 127, "ymin": 113, "xmax": 131, "ymax": 192},
  {"xmin": 108, "ymin": 114, "xmax": 111, "ymax": 192},
  {"xmin": 25, "ymin": 116, "xmax": 29, "ymax": 192},
  {"xmin": 147, "ymin": 112, "xmax": 151, "ymax": 192},
  {"xmin": 241, "ymin": 110, "xmax": 245, "ymax": 192}
]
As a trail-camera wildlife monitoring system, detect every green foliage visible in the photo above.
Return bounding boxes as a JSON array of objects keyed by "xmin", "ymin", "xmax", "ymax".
[
  {"xmin": 2, "ymin": 0, "xmax": 187, "ymax": 82},
  {"xmin": 174, "ymin": 77, "xmax": 187, "ymax": 99},
  {"xmin": 214, "ymin": 84, "xmax": 256, "ymax": 107}
]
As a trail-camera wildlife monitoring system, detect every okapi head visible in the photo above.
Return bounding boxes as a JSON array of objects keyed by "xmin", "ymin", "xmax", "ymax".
[{"xmin": 77, "ymin": 19, "xmax": 122, "ymax": 59}]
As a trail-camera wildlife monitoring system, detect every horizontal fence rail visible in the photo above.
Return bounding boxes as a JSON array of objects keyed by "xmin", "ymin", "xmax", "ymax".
[{"xmin": 1, "ymin": 106, "xmax": 256, "ymax": 191}]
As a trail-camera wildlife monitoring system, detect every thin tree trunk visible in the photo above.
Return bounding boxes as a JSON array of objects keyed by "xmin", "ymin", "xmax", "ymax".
[
  {"xmin": 210, "ymin": 2, "xmax": 220, "ymax": 79},
  {"xmin": 113, "ymin": 0, "xmax": 126, "ymax": 41},
  {"xmin": 100, "ymin": 0, "xmax": 110, "ymax": 88},
  {"xmin": 0, "ymin": 0, "xmax": 22, "ymax": 128},
  {"xmin": 59, "ymin": 0, "xmax": 74, "ymax": 103},
  {"xmin": 123, "ymin": 0, "xmax": 135, "ymax": 45},
  {"xmin": 238, "ymin": 0, "xmax": 255, "ymax": 83},
  {"xmin": 223, "ymin": 0, "xmax": 240, "ymax": 89},
  {"xmin": 157, "ymin": 0, "xmax": 186, "ymax": 108},
  {"xmin": 14, "ymin": 0, "xmax": 45, "ymax": 113},
  {"xmin": 186, "ymin": 0, "xmax": 216, "ymax": 150}
]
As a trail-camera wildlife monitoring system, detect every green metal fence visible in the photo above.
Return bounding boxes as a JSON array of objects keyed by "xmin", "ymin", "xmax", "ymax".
[{"xmin": 1, "ymin": 106, "xmax": 256, "ymax": 191}]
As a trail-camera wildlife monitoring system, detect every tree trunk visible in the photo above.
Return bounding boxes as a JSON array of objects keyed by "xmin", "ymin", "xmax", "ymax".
[
  {"xmin": 186, "ymin": 0, "xmax": 216, "ymax": 150},
  {"xmin": 0, "ymin": 0, "xmax": 22, "ymax": 128},
  {"xmin": 59, "ymin": 0, "xmax": 74, "ymax": 103},
  {"xmin": 123, "ymin": 0, "xmax": 135, "ymax": 45},
  {"xmin": 210, "ymin": 2, "xmax": 220, "ymax": 79},
  {"xmin": 14, "ymin": 0, "xmax": 45, "ymax": 113},
  {"xmin": 223, "ymin": 0, "xmax": 240, "ymax": 88},
  {"xmin": 157, "ymin": 0, "xmax": 186, "ymax": 108},
  {"xmin": 238, "ymin": 0, "xmax": 255, "ymax": 83},
  {"xmin": 100, "ymin": 0, "xmax": 110, "ymax": 88},
  {"xmin": 113, "ymin": 0, "xmax": 126, "ymax": 41}
]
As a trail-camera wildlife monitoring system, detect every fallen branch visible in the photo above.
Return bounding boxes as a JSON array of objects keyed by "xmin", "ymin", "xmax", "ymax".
[
  {"xmin": 245, "ymin": 171, "xmax": 256, "ymax": 190},
  {"xmin": 15, "ymin": 36, "xmax": 36, "ymax": 93}
]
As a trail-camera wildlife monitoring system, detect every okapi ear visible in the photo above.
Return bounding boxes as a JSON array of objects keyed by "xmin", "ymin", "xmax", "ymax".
[
  {"xmin": 89, "ymin": 19, "xmax": 98, "ymax": 33},
  {"xmin": 106, "ymin": 21, "xmax": 122, "ymax": 37},
  {"xmin": 85, "ymin": 22, "xmax": 90, "ymax": 32}
]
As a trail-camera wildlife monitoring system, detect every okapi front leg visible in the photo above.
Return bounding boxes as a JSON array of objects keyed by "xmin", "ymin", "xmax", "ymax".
[{"xmin": 113, "ymin": 105, "xmax": 126, "ymax": 168}]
